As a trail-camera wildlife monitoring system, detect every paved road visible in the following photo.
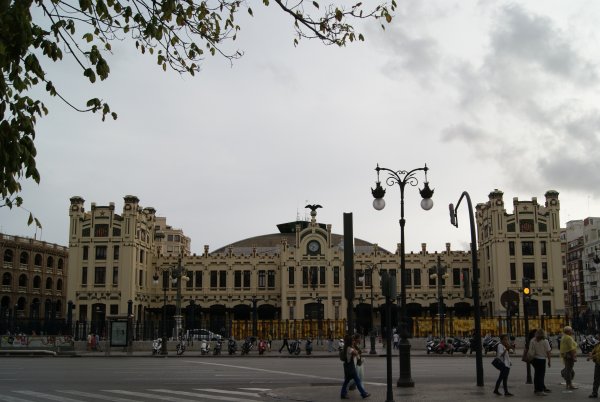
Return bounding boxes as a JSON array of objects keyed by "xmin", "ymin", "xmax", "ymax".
[{"xmin": 0, "ymin": 353, "xmax": 596, "ymax": 401}]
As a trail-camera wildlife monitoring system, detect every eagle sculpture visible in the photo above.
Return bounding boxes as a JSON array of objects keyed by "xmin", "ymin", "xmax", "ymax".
[{"xmin": 305, "ymin": 204, "xmax": 322, "ymax": 212}]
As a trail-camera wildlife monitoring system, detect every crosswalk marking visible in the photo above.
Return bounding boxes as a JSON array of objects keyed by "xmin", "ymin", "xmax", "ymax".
[
  {"xmin": 103, "ymin": 390, "xmax": 197, "ymax": 402},
  {"xmin": 13, "ymin": 390, "xmax": 85, "ymax": 402},
  {"xmin": 0, "ymin": 395, "xmax": 34, "ymax": 402},
  {"xmin": 59, "ymin": 390, "xmax": 142, "ymax": 402},
  {"xmin": 151, "ymin": 389, "xmax": 263, "ymax": 402},
  {"xmin": 193, "ymin": 388, "xmax": 261, "ymax": 397}
]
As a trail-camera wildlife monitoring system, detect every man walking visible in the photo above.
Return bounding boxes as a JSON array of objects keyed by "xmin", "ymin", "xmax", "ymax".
[
  {"xmin": 279, "ymin": 333, "xmax": 289, "ymax": 353},
  {"xmin": 560, "ymin": 326, "xmax": 578, "ymax": 390}
]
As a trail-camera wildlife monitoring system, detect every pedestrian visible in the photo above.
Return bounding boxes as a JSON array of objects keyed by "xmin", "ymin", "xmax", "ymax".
[
  {"xmin": 588, "ymin": 331, "xmax": 600, "ymax": 398},
  {"xmin": 279, "ymin": 333, "xmax": 289, "ymax": 353},
  {"xmin": 95, "ymin": 333, "xmax": 102, "ymax": 352},
  {"xmin": 560, "ymin": 325, "xmax": 578, "ymax": 391},
  {"xmin": 527, "ymin": 328, "xmax": 552, "ymax": 396},
  {"xmin": 393, "ymin": 331, "xmax": 399, "ymax": 350},
  {"xmin": 340, "ymin": 334, "xmax": 370, "ymax": 399},
  {"xmin": 267, "ymin": 332, "xmax": 272, "ymax": 351},
  {"xmin": 86, "ymin": 332, "xmax": 93, "ymax": 351},
  {"xmin": 328, "ymin": 332, "xmax": 334, "ymax": 352},
  {"xmin": 493, "ymin": 334, "xmax": 513, "ymax": 396},
  {"xmin": 90, "ymin": 332, "xmax": 97, "ymax": 351},
  {"xmin": 349, "ymin": 334, "xmax": 365, "ymax": 391}
]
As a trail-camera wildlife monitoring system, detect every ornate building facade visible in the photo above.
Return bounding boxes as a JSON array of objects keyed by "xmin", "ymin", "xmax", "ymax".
[{"xmin": 0, "ymin": 233, "xmax": 68, "ymax": 333}]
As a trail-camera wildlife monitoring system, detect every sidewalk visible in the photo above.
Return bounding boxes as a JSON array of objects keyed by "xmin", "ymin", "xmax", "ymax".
[{"xmin": 266, "ymin": 380, "xmax": 593, "ymax": 402}]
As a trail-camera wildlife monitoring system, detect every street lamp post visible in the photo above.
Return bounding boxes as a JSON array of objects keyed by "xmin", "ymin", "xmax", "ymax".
[
  {"xmin": 251, "ymin": 295, "xmax": 258, "ymax": 338},
  {"xmin": 153, "ymin": 257, "xmax": 189, "ymax": 355},
  {"xmin": 371, "ymin": 163, "xmax": 434, "ymax": 388},
  {"xmin": 429, "ymin": 256, "xmax": 448, "ymax": 339},
  {"xmin": 360, "ymin": 264, "xmax": 380, "ymax": 355},
  {"xmin": 449, "ymin": 191, "xmax": 484, "ymax": 387}
]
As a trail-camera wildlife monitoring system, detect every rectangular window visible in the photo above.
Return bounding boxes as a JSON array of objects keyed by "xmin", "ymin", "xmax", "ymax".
[
  {"xmin": 112, "ymin": 227, "xmax": 121, "ymax": 236},
  {"xmin": 510, "ymin": 263, "xmax": 516, "ymax": 281},
  {"xmin": 113, "ymin": 246, "xmax": 119, "ymax": 260},
  {"xmin": 167, "ymin": 235, "xmax": 174, "ymax": 241},
  {"xmin": 428, "ymin": 268, "xmax": 436, "ymax": 287},
  {"xmin": 219, "ymin": 270, "xmax": 226, "ymax": 289},
  {"xmin": 139, "ymin": 249, "xmax": 144, "ymax": 263},
  {"xmin": 112, "ymin": 266, "xmax": 118, "ymax": 286},
  {"xmin": 319, "ymin": 266, "xmax": 326, "ymax": 286},
  {"xmin": 310, "ymin": 267, "xmax": 318, "ymax": 288},
  {"xmin": 82, "ymin": 227, "xmax": 90, "ymax": 237},
  {"xmin": 542, "ymin": 262, "xmax": 548, "ymax": 281},
  {"xmin": 522, "ymin": 241, "xmax": 534, "ymax": 256},
  {"xmin": 83, "ymin": 246, "xmax": 89, "ymax": 260},
  {"xmin": 110, "ymin": 304, "xmax": 118, "ymax": 315},
  {"xmin": 453, "ymin": 268, "xmax": 461, "ymax": 287},
  {"xmin": 186, "ymin": 271, "xmax": 193, "ymax": 289},
  {"xmin": 404, "ymin": 269, "xmax": 412, "ymax": 286},
  {"xmin": 195, "ymin": 271, "xmax": 202, "ymax": 288},
  {"xmin": 94, "ymin": 224, "xmax": 109, "ymax": 237},
  {"xmin": 138, "ymin": 269, "xmax": 143, "ymax": 287},
  {"xmin": 243, "ymin": 270, "xmax": 251, "ymax": 288},
  {"xmin": 258, "ymin": 270, "xmax": 266, "ymax": 288},
  {"xmin": 210, "ymin": 271, "xmax": 217, "ymax": 288},
  {"xmin": 520, "ymin": 219, "xmax": 534, "ymax": 232},
  {"xmin": 79, "ymin": 305, "xmax": 88, "ymax": 322},
  {"xmin": 288, "ymin": 267, "xmax": 295, "ymax": 286},
  {"xmin": 163, "ymin": 271, "xmax": 169, "ymax": 289},
  {"xmin": 95, "ymin": 246, "xmax": 107, "ymax": 260},
  {"xmin": 268, "ymin": 270, "xmax": 275, "ymax": 289},
  {"xmin": 542, "ymin": 300, "xmax": 551, "ymax": 316},
  {"xmin": 82, "ymin": 267, "xmax": 88, "ymax": 286},
  {"xmin": 509, "ymin": 241, "xmax": 515, "ymax": 256},
  {"xmin": 540, "ymin": 241, "xmax": 547, "ymax": 255},
  {"xmin": 302, "ymin": 267, "xmax": 309, "ymax": 287},
  {"xmin": 234, "ymin": 271, "xmax": 242, "ymax": 288},
  {"xmin": 523, "ymin": 262, "xmax": 535, "ymax": 279},
  {"xmin": 289, "ymin": 306, "xmax": 294, "ymax": 320},
  {"xmin": 94, "ymin": 267, "xmax": 106, "ymax": 285},
  {"xmin": 334, "ymin": 267, "xmax": 339, "ymax": 286},
  {"xmin": 174, "ymin": 235, "xmax": 180, "ymax": 242},
  {"xmin": 413, "ymin": 269, "xmax": 421, "ymax": 287}
]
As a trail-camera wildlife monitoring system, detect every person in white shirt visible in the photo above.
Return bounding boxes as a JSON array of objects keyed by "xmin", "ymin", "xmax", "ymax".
[{"xmin": 494, "ymin": 334, "xmax": 513, "ymax": 396}]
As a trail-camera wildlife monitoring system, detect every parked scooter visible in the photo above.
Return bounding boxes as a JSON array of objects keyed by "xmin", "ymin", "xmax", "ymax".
[
  {"xmin": 241, "ymin": 337, "xmax": 254, "ymax": 355},
  {"xmin": 176, "ymin": 337, "xmax": 186, "ymax": 356},
  {"xmin": 288, "ymin": 339, "xmax": 302, "ymax": 355},
  {"xmin": 305, "ymin": 338, "xmax": 313, "ymax": 355},
  {"xmin": 228, "ymin": 338, "xmax": 237, "ymax": 355},
  {"xmin": 451, "ymin": 337, "xmax": 470, "ymax": 354},
  {"xmin": 199, "ymin": 339, "xmax": 210, "ymax": 355},
  {"xmin": 213, "ymin": 339, "xmax": 222, "ymax": 355},
  {"xmin": 258, "ymin": 339, "xmax": 267, "ymax": 355},
  {"xmin": 152, "ymin": 338, "xmax": 163, "ymax": 355},
  {"xmin": 482, "ymin": 335, "xmax": 500, "ymax": 355}
]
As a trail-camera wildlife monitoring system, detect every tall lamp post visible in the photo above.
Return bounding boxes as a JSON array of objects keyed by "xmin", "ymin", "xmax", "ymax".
[
  {"xmin": 251, "ymin": 295, "xmax": 258, "ymax": 338},
  {"xmin": 153, "ymin": 257, "xmax": 189, "ymax": 354},
  {"xmin": 449, "ymin": 191, "xmax": 483, "ymax": 387},
  {"xmin": 371, "ymin": 163, "xmax": 434, "ymax": 387},
  {"xmin": 429, "ymin": 256, "xmax": 448, "ymax": 339},
  {"xmin": 359, "ymin": 264, "xmax": 380, "ymax": 355}
]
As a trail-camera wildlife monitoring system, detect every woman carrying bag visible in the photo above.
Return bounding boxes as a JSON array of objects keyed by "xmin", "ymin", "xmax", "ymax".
[{"xmin": 493, "ymin": 334, "xmax": 513, "ymax": 396}]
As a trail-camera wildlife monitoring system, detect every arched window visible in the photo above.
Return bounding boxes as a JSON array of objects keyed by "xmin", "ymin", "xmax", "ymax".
[
  {"xmin": 20, "ymin": 252, "xmax": 28, "ymax": 265},
  {"xmin": 47, "ymin": 256, "xmax": 54, "ymax": 268},
  {"xmin": 57, "ymin": 258, "xmax": 64, "ymax": 270},
  {"xmin": 2, "ymin": 272, "xmax": 12, "ymax": 286},
  {"xmin": 34, "ymin": 253, "xmax": 42, "ymax": 266},
  {"xmin": 3, "ymin": 250, "xmax": 13, "ymax": 263},
  {"xmin": 33, "ymin": 276, "xmax": 41, "ymax": 289},
  {"xmin": 56, "ymin": 279, "xmax": 63, "ymax": 291},
  {"xmin": 18, "ymin": 274, "xmax": 27, "ymax": 287},
  {"xmin": 45, "ymin": 278, "xmax": 53, "ymax": 290}
]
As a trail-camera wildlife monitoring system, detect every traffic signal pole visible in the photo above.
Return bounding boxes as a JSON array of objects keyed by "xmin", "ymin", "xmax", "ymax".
[{"xmin": 522, "ymin": 278, "xmax": 532, "ymax": 384}]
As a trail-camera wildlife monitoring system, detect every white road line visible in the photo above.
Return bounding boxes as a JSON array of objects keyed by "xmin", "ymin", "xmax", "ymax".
[
  {"xmin": 185, "ymin": 360, "xmax": 386, "ymax": 386},
  {"xmin": 151, "ymin": 389, "xmax": 263, "ymax": 402},
  {"xmin": 59, "ymin": 390, "xmax": 143, "ymax": 402},
  {"xmin": 240, "ymin": 388, "xmax": 271, "ymax": 391},
  {"xmin": 0, "ymin": 395, "xmax": 34, "ymax": 402},
  {"xmin": 13, "ymin": 390, "xmax": 85, "ymax": 402},
  {"xmin": 103, "ymin": 390, "xmax": 198, "ymax": 402},
  {"xmin": 193, "ymin": 388, "xmax": 261, "ymax": 397}
]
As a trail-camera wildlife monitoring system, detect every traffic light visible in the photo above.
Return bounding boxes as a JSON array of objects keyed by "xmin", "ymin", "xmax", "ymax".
[{"xmin": 522, "ymin": 278, "xmax": 531, "ymax": 301}]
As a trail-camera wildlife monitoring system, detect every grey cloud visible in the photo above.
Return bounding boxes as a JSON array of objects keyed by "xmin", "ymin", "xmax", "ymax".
[
  {"xmin": 538, "ymin": 154, "xmax": 600, "ymax": 194},
  {"xmin": 490, "ymin": 4, "xmax": 598, "ymax": 85}
]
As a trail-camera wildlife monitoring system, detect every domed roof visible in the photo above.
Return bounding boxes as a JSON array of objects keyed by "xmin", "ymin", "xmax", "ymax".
[{"xmin": 211, "ymin": 221, "xmax": 391, "ymax": 256}]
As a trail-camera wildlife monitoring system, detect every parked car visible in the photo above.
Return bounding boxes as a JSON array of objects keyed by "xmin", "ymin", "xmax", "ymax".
[{"xmin": 186, "ymin": 329, "xmax": 222, "ymax": 341}]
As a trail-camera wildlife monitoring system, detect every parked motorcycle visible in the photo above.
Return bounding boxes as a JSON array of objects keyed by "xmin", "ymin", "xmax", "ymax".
[
  {"xmin": 482, "ymin": 335, "xmax": 500, "ymax": 355},
  {"xmin": 305, "ymin": 338, "xmax": 313, "ymax": 355},
  {"xmin": 258, "ymin": 339, "xmax": 267, "ymax": 355},
  {"xmin": 580, "ymin": 334, "xmax": 599, "ymax": 354},
  {"xmin": 288, "ymin": 339, "xmax": 302, "ymax": 355},
  {"xmin": 176, "ymin": 337, "xmax": 186, "ymax": 356},
  {"xmin": 213, "ymin": 339, "xmax": 222, "ymax": 355},
  {"xmin": 241, "ymin": 337, "xmax": 254, "ymax": 355},
  {"xmin": 451, "ymin": 337, "xmax": 470, "ymax": 354},
  {"xmin": 152, "ymin": 338, "xmax": 163, "ymax": 355},
  {"xmin": 228, "ymin": 338, "xmax": 237, "ymax": 355},
  {"xmin": 199, "ymin": 340, "xmax": 210, "ymax": 355}
]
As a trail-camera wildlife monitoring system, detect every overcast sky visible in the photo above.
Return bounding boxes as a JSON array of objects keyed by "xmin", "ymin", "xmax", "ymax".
[{"xmin": 2, "ymin": 0, "xmax": 600, "ymax": 255}]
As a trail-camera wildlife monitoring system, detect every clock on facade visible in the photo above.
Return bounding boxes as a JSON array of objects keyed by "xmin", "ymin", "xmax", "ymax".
[{"xmin": 307, "ymin": 240, "xmax": 321, "ymax": 255}]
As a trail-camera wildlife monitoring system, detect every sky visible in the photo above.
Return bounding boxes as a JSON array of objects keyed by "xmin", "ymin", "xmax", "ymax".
[{"xmin": 2, "ymin": 0, "xmax": 600, "ymax": 255}]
